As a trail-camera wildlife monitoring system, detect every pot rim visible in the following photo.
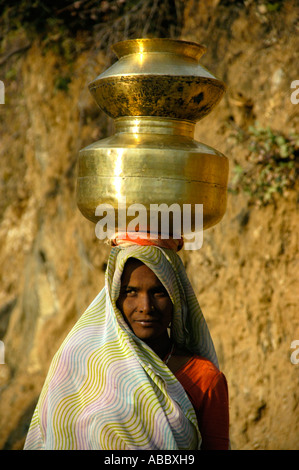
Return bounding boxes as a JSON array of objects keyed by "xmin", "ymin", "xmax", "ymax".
[{"xmin": 112, "ymin": 38, "xmax": 207, "ymax": 61}]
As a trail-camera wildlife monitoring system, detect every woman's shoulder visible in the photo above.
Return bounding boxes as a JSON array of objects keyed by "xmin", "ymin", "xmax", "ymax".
[
  {"xmin": 173, "ymin": 353, "xmax": 226, "ymax": 390},
  {"xmin": 186, "ymin": 354, "xmax": 220, "ymax": 373},
  {"xmin": 167, "ymin": 346, "xmax": 219, "ymax": 376},
  {"xmin": 180, "ymin": 354, "xmax": 220, "ymax": 374}
]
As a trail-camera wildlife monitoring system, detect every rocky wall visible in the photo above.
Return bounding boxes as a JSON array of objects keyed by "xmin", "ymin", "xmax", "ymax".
[{"xmin": 0, "ymin": 0, "xmax": 298, "ymax": 449}]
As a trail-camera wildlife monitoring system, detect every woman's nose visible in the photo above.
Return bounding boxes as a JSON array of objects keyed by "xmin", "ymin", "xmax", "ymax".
[{"xmin": 138, "ymin": 294, "xmax": 153, "ymax": 313}]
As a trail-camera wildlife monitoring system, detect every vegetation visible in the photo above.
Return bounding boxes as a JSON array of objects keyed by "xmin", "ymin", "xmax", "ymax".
[
  {"xmin": 229, "ymin": 123, "xmax": 299, "ymax": 206},
  {"xmin": 0, "ymin": 0, "xmax": 184, "ymax": 55}
]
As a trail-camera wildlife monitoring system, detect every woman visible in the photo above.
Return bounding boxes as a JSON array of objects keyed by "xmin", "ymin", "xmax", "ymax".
[{"xmin": 24, "ymin": 239, "xmax": 229, "ymax": 450}]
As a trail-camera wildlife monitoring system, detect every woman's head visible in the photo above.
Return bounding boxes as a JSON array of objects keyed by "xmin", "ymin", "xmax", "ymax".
[
  {"xmin": 107, "ymin": 244, "xmax": 218, "ymax": 368},
  {"xmin": 116, "ymin": 258, "xmax": 173, "ymax": 346},
  {"xmin": 110, "ymin": 246, "xmax": 186, "ymax": 348}
]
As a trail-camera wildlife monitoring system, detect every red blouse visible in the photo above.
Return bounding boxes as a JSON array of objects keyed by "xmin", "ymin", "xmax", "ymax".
[{"xmin": 175, "ymin": 355, "xmax": 229, "ymax": 450}]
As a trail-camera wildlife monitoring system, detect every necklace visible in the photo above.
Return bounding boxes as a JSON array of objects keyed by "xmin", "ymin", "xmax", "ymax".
[{"xmin": 164, "ymin": 343, "xmax": 175, "ymax": 365}]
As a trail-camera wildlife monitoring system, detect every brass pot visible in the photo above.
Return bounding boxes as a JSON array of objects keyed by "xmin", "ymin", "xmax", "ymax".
[
  {"xmin": 88, "ymin": 38, "xmax": 225, "ymax": 122},
  {"xmin": 77, "ymin": 38, "xmax": 228, "ymax": 236}
]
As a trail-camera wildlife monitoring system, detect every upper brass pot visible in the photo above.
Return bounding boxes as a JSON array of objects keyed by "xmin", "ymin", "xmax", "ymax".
[
  {"xmin": 77, "ymin": 39, "xmax": 228, "ymax": 236},
  {"xmin": 89, "ymin": 38, "xmax": 225, "ymax": 122}
]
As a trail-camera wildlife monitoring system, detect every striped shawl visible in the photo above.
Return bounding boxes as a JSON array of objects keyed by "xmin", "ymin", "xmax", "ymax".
[{"xmin": 24, "ymin": 245, "xmax": 218, "ymax": 450}]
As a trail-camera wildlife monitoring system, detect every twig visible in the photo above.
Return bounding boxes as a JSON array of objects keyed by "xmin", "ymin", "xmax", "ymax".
[{"xmin": 0, "ymin": 43, "xmax": 31, "ymax": 66}]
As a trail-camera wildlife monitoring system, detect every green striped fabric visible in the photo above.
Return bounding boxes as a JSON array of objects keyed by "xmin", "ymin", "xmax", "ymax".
[{"xmin": 24, "ymin": 245, "xmax": 218, "ymax": 450}]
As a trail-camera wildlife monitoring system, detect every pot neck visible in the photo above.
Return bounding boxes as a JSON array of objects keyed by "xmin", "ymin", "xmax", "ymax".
[{"xmin": 114, "ymin": 116, "xmax": 195, "ymax": 138}]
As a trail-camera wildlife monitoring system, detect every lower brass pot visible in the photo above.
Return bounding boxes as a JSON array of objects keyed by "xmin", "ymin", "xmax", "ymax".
[{"xmin": 77, "ymin": 117, "xmax": 228, "ymax": 235}]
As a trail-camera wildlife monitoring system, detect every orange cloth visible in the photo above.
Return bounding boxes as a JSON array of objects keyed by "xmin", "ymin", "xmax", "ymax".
[
  {"xmin": 175, "ymin": 355, "xmax": 229, "ymax": 450},
  {"xmin": 109, "ymin": 231, "xmax": 184, "ymax": 251}
]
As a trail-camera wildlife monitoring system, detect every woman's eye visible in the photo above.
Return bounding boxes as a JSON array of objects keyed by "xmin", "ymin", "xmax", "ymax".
[
  {"xmin": 154, "ymin": 289, "xmax": 168, "ymax": 297},
  {"xmin": 125, "ymin": 288, "xmax": 137, "ymax": 296}
]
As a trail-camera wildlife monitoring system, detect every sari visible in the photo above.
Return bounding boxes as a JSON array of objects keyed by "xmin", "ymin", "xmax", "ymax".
[{"xmin": 24, "ymin": 244, "xmax": 218, "ymax": 450}]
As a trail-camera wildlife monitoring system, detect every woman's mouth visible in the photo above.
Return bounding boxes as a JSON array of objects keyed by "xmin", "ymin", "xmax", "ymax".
[{"xmin": 135, "ymin": 318, "xmax": 159, "ymax": 327}]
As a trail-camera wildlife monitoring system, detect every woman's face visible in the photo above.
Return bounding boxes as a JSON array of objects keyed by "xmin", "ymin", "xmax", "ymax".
[{"xmin": 117, "ymin": 259, "xmax": 173, "ymax": 344}]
